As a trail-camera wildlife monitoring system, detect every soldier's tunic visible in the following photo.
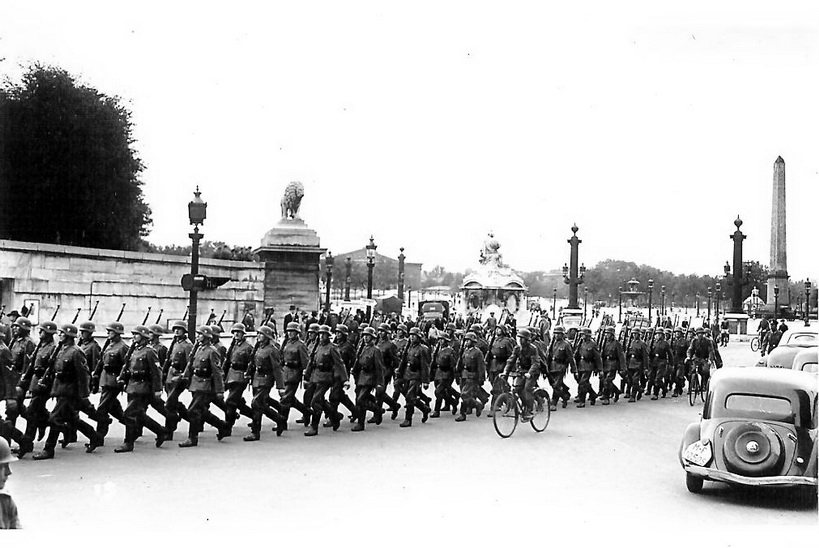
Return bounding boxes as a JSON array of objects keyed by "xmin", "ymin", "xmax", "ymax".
[
  {"xmin": 93, "ymin": 339, "xmax": 130, "ymax": 438},
  {"xmin": 119, "ymin": 342, "xmax": 164, "ymax": 445},
  {"xmin": 280, "ymin": 337, "xmax": 311, "ymax": 421},
  {"xmin": 671, "ymin": 335, "xmax": 689, "ymax": 396},
  {"xmin": 163, "ymin": 337, "xmax": 193, "ymax": 433},
  {"xmin": 390, "ymin": 336, "xmax": 410, "ymax": 403},
  {"xmin": 182, "ymin": 341, "xmax": 229, "ymax": 442},
  {"xmin": 351, "ymin": 343, "xmax": 384, "ymax": 427},
  {"xmin": 432, "ymin": 343, "xmax": 459, "ymax": 413},
  {"xmin": 458, "ymin": 346, "xmax": 487, "ymax": 415},
  {"xmin": 300, "ymin": 336, "xmax": 320, "ymax": 423},
  {"xmin": 687, "ymin": 337, "xmax": 715, "ymax": 387},
  {"xmin": 600, "ymin": 338, "xmax": 625, "ymax": 401},
  {"xmin": 306, "ymin": 340, "xmax": 347, "ymax": 430},
  {"xmin": 574, "ymin": 338, "xmax": 602, "ymax": 404},
  {"xmin": 246, "ymin": 340, "xmax": 286, "ymax": 437},
  {"xmin": 5, "ymin": 335, "xmax": 34, "ymax": 425},
  {"xmin": 546, "ymin": 338, "xmax": 575, "ymax": 406},
  {"xmin": 329, "ymin": 338, "xmax": 358, "ymax": 420},
  {"xmin": 42, "ymin": 340, "xmax": 98, "ymax": 453},
  {"xmin": 649, "ymin": 338, "xmax": 674, "ymax": 397},
  {"xmin": 18, "ymin": 339, "xmax": 56, "ymax": 441},
  {"xmin": 397, "ymin": 341, "xmax": 431, "ymax": 422},
  {"xmin": 375, "ymin": 338, "xmax": 401, "ymax": 413},
  {"xmin": 503, "ymin": 342, "xmax": 539, "ymax": 414},
  {"xmin": 625, "ymin": 339, "xmax": 649, "ymax": 401},
  {"xmin": 223, "ymin": 339, "xmax": 255, "ymax": 426},
  {"xmin": 489, "ymin": 335, "xmax": 515, "ymax": 405}
]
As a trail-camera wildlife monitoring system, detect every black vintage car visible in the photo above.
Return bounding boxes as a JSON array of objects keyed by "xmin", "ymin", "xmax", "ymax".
[{"xmin": 679, "ymin": 367, "xmax": 817, "ymax": 494}]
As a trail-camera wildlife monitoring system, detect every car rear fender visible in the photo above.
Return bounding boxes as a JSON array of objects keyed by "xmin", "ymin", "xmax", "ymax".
[
  {"xmin": 679, "ymin": 422, "xmax": 701, "ymax": 468},
  {"xmin": 804, "ymin": 431, "xmax": 818, "ymax": 478}
]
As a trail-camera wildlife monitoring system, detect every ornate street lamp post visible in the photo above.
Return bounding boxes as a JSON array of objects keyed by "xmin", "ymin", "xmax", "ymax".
[
  {"xmin": 562, "ymin": 224, "xmax": 585, "ymax": 310},
  {"xmin": 344, "ymin": 257, "xmax": 352, "ymax": 302},
  {"xmin": 618, "ymin": 286, "xmax": 623, "ymax": 323},
  {"xmin": 714, "ymin": 281, "xmax": 721, "ymax": 325},
  {"xmin": 324, "ymin": 252, "xmax": 334, "ymax": 312},
  {"xmin": 661, "ymin": 285, "xmax": 666, "ymax": 316},
  {"xmin": 647, "ymin": 279, "xmax": 654, "ymax": 324},
  {"xmin": 187, "ymin": 187, "xmax": 207, "ymax": 340},
  {"xmin": 707, "ymin": 286, "xmax": 713, "ymax": 323},
  {"xmin": 583, "ymin": 287, "xmax": 588, "ymax": 323},
  {"xmin": 774, "ymin": 285, "xmax": 780, "ymax": 321},
  {"xmin": 552, "ymin": 287, "xmax": 557, "ymax": 320},
  {"xmin": 398, "ymin": 247, "xmax": 406, "ymax": 302},
  {"xmin": 805, "ymin": 281, "xmax": 812, "ymax": 327},
  {"xmin": 696, "ymin": 293, "xmax": 700, "ymax": 317},
  {"xmin": 366, "ymin": 236, "xmax": 377, "ymax": 321}
]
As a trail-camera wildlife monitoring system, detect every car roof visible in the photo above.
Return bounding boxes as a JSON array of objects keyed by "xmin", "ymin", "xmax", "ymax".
[{"xmin": 711, "ymin": 367, "xmax": 818, "ymax": 395}]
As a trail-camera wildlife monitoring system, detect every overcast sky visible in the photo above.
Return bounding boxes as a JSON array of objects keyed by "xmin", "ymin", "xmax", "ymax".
[{"xmin": 1, "ymin": 1, "xmax": 817, "ymax": 281}]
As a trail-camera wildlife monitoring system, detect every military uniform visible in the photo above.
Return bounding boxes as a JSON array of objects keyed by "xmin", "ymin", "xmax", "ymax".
[
  {"xmin": 115, "ymin": 334, "xmax": 166, "ymax": 452},
  {"xmin": 670, "ymin": 331, "xmax": 689, "ymax": 396},
  {"xmin": 5, "ymin": 331, "xmax": 34, "ymax": 428},
  {"xmin": 396, "ymin": 336, "xmax": 431, "ymax": 426},
  {"xmin": 15, "ymin": 335, "xmax": 56, "ymax": 454},
  {"xmin": 375, "ymin": 335, "xmax": 401, "ymax": 418},
  {"xmin": 163, "ymin": 335, "xmax": 194, "ymax": 435},
  {"xmin": 304, "ymin": 336, "xmax": 347, "ymax": 435},
  {"xmin": 280, "ymin": 334, "xmax": 311, "ymax": 424},
  {"xmin": 625, "ymin": 335, "xmax": 649, "ymax": 402},
  {"xmin": 686, "ymin": 334, "xmax": 715, "ymax": 388},
  {"xmin": 93, "ymin": 336, "xmax": 130, "ymax": 440},
  {"xmin": 488, "ymin": 333, "xmax": 515, "ymax": 409},
  {"xmin": 430, "ymin": 338, "xmax": 459, "ymax": 417},
  {"xmin": 503, "ymin": 339, "xmax": 539, "ymax": 416},
  {"xmin": 600, "ymin": 334, "xmax": 625, "ymax": 404},
  {"xmin": 648, "ymin": 335, "xmax": 674, "ymax": 399},
  {"xmin": 244, "ymin": 329, "xmax": 287, "ymax": 441},
  {"xmin": 179, "ymin": 334, "xmax": 230, "ymax": 447},
  {"xmin": 574, "ymin": 335, "xmax": 602, "ymax": 407},
  {"xmin": 456, "ymin": 343, "xmax": 487, "ymax": 420},
  {"xmin": 351, "ymin": 339, "xmax": 384, "ymax": 430},
  {"xmin": 390, "ymin": 333, "xmax": 410, "ymax": 414},
  {"xmin": 546, "ymin": 334, "xmax": 575, "ymax": 409},
  {"xmin": 147, "ymin": 338, "xmax": 169, "ymax": 420},
  {"xmin": 328, "ymin": 333, "xmax": 358, "ymax": 425},
  {"xmin": 222, "ymin": 337, "xmax": 255, "ymax": 427}
]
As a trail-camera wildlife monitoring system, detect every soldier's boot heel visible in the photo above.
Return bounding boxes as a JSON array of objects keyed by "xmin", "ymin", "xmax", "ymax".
[
  {"xmin": 178, "ymin": 438, "xmax": 198, "ymax": 448},
  {"xmin": 32, "ymin": 448, "xmax": 55, "ymax": 460}
]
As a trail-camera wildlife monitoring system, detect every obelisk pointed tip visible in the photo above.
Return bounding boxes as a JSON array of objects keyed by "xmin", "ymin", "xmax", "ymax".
[{"xmin": 775, "ymin": 156, "xmax": 785, "ymax": 164}]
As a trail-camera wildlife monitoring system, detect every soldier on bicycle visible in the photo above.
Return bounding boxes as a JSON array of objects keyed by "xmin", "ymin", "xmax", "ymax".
[{"xmin": 502, "ymin": 328, "xmax": 540, "ymax": 420}]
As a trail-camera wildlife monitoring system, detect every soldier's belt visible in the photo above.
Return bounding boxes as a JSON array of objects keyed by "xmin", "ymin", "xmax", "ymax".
[
  {"xmin": 131, "ymin": 372, "xmax": 149, "ymax": 382},
  {"xmin": 230, "ymin": 364, "xmax": 248, "ymax": 371},
  {"xmin": 103, "ymin": 364, "xmax": 121, "ymax": 373},
  {"xmin": 193, "ymin": 368, "xmax": 212, "ymax": 378},
  {"xmin": 55, "ymin": 371, "xmax": 75, "ymax": 382},
  {"xmin": 284, "ymin": 362, "xmax": 301, "ymax": 369}
]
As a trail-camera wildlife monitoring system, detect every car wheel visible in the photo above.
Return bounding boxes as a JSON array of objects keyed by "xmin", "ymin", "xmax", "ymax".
[
  {"xmin": 723, "ymin": 422, "xmax": 784, "ymax": 477},
  {"xmin": 686, "ymin": 473, "xmax": 704, "ymax": 493}
]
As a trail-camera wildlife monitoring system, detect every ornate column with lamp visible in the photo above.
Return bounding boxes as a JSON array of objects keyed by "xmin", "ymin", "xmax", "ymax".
[
  {"xmin": 186, "ymin": 187, "xmax": 207, "ymax": 340},
  {"xmin": 366, "ymin": 236, "xmax": 377, "ymax": 321}
]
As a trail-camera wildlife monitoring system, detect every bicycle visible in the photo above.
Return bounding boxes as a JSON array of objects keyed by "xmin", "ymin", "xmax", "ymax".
[
  {"xmin": 491, "ymin": 373, "xmax": 551, "ymax": 438},
  {"xmin": 750, "ymin": 335, "xmax": 760, "ymax": 353},
  {"xmin": 687, "ymin": 360, "xmax": 711, "ymax": 406}
]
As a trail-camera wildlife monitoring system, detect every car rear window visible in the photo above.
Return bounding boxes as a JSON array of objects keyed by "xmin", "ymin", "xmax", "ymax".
[{"xmin": 722, "ymin": 394, "xmax": 795, "ymax": 424}]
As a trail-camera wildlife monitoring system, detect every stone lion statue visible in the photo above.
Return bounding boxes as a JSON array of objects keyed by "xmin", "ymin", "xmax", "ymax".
[{"xmin": 280, "ymin": 181, "xmax": 305, "ymax": 220}]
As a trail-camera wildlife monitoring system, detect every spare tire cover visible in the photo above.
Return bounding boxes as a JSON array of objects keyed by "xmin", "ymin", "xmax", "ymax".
[{"xmin": 722, "ymin": 421, "xmax": 784, "ymax": 477}]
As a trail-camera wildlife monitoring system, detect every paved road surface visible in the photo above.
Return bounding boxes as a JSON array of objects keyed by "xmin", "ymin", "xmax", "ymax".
[{"xmin": 8, "ymin": 339, "xmax": 816, "ymax": 541}]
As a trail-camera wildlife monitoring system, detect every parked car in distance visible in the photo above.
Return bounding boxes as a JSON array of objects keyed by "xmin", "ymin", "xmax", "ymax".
[
  {"xmin": 757, "ymin": 329, "xmax": 818, "ymax": 369},
  {"xmin": 679, "ymin": 368, "xmax": 817, "ymax": 494},
  {"xmin": 792, "ymin": 347, "xmax": 818, "ymax": 374}
]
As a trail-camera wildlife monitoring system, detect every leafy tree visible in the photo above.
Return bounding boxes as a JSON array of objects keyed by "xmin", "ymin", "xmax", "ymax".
[{"xmin": 0, "ymin": 64, "xmax": 151, "ymax": 250}]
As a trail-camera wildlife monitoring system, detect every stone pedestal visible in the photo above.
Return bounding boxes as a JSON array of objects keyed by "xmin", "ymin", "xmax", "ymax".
[
  {"xmin": 253, "ymin": 219, "xmax": 325, "ymax": 330},
  {"xmin": 724, "ymin": 313, "xmax": 749, "ymax": 335}
]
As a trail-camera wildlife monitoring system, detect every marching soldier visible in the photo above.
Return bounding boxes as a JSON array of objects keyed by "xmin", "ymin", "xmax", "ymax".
[
  {"xmin": 92, "ymin": 322, "xmax": 131, "ymax": 446},
  {"xmin": 390, "ymin": 324, "xmax": 410, "ymax": 419},
  {"xmin": 545, "ymin": 326, "xmax": 575, "ymax": 411},
  {"xmin": 178, "ymin": 325, "xmax": 231, "ymax": 447},
  {"xmin": 5, "ymin": 322, "xmax": 57, "ymax": 456},
  {"xmin": 350, "ymin": 326, "xmax": 384, "ymax": 431},
  {"xmin": 304, "ymin": 325, "xmax": 346, "ymax": 436},
  {"xmin": 430, "ymin": 332, "xmax": 459, "ymax": 418},
  {"xmin": 455, "ymin": 332, "xmax": 486, "ymax": 421},
  {"xmin": 298, "ymin": 323, "xmax": 321, "ymax": 426},
  {"xmin": 501, "ymin": 328, "xmax": 539, "ymax": 420},
  {"xmin": 210, "ymin": 325, "xmax": 227, "ymax": 362},
  {"xmin": 222, "ymin": 323, "xmax": 255, "ymax": 428},
  {"xmin": 243, "ymin": 325, "xmax": 287, "ymax": 441},
  {"xmin": 670, "ymin": 327, "xmax": 688, "ymax": 397},
  {"xmin": 599, "ymin": 326, "xmax": 625, "ymax": 405},
  {"xmin": 113, "ymin": 326, "xmax": 167, "ymax": 452},
  {"xmin": 329, "ymin": 324, "xmax": 359, "ymax": 426},
  {"xmin": 280, "ymin": 322, "xmax": 312, "ymax": 426},
  {"xmin": 5, "ymin": 318, "xmax": 35, "ymax": 436},
  {"xmin": 146, "ymin": 325, "xmax": 169, "ymax": 416},
  {"xmin": 487, "ymin": 326, "xmax": 515, "ymax": 411},
  {"xmin": 162, "ymin": 321, "xmax": 193, "ymax": 438},
  {"xmin": 624, "ymin": 328, "xmax": 649, "ymax": 402},
  {"xmin": 649, "ymin": 328, "xmax": 674, "ymax": 400},
  {"xmin": 573, "ymin": 327, "xmax": 602, "ymax": 408},
  {"xmin": 374, "ymin": 324, "xmax": 402, "ymax": 421},
  {"xmin": 62, "ymin": 323, "xmax": 100, "ymax": 448},
  {"xmin": 32, "ymin": 324, "xmax": 103, "ymax": 460},
  {"xmin": 469, "ymin": 324, "xmax": 490, "ymax": 409},
  {"xmin": 396, "ymin": 327, "xmax": 431, "ymax": 427}
]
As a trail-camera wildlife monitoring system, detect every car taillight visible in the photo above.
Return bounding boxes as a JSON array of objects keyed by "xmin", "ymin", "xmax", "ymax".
[{"xmin": 682, "ymin": 439, "xmax": 713, "ymax": 467}]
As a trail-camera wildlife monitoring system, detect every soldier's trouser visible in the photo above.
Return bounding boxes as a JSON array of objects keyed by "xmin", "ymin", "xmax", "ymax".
[
  {"xmin": 22, "ymin": 392, "xmax": 50, "ymax": 441},
  {"xmin": 672, "ymin": 363, "xmax": 686, "ymax": 395},
  {"xmin": 646, "ymin": 366, "xmax": 658, "ymax": 395},
  {"xmin": 513, "ymin": 379, "xmax": 536, "ymax": 415},
  {"xmin": 123, "ymin": 394, "xmax": 164, "ymax": 444},
  {"xmin": 628, "ymin": 368, "xmax": 643, "ymax": 399},
  {"xmin": 375, "ymin": 373, "xmax": 400, "ymax": 412},
  {"xmin": 96, "ymin": 386, "xmax": 128, "ymax": 437},
  {"xmin": 390, "ymin": 378, "xmax": 406, "ymax": 405},
  {"xmin": 354, "ymin": 386, "xmax": 379, "ymax": 425},
  {"xmin": 186, "ymin": 392, "xmax": 228, "ymax": 440},
  {"xmin": 250, "ymin": 386, "xmax": 285, "ymax": 434},
  {"xmin": 302, "ymin": 383, "xmax": 316, "ymax": 420},
  {"xmin": 459, "ymin": 379, "xmax": 480, "ymax": 415},
  {"xmin": 404, "ymin": 379, "xmax": 429, "ymax": 420},
  {"xmin": 309, "ymin": 382, "xmax": 334, "ymax": 428},
  {"xmin": 488, "ymin": 369, "xmax": 504, "ymax": 407},
  {"xmin": 3, "ymin": 395, "xmax": 23, "ymax": 427},
  {"xmin": 547, "ymin": 371, "xmax": 570, "ymax": 404},
  {"xmin": 164, "ymin": 382, "xmax": 191, "ymax": 432},
  {"xmin": 434, "ymin": 378, "xmax": 459, "ymax": 411},
  {"xmin": 280, "ymin": 381, "xmax": 309, "ymax": 421},
  {"xmin": 329, "ymin": 381, "xmax": 358, "ymax": 417},
  {"xmin": 149, "ymin": 392, "xmax": 167, "ymax": 419},
  {"xmin": 44, "ymin": 397, "xmax": 97, "ymax": 452},
  {"xmin": 696, "ymin": 360, "xmax": 711, "ymax": 388},
  {"xmin": 652, "ymin": 362, "xmax": 669, "ymax": 396},
  {"xmin": 600, "ymin": 370, "xmax": 620, "ymax": 400},
  {"xmin": 224, "ymin": 382, "xmax": 253, "ymax": 426},
  {"xmin": 576, "ymin": 371, "xmax": 597, "ymax": 403}
]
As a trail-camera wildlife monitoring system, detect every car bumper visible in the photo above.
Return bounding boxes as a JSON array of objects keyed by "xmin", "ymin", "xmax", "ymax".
[{"xmin": 683, "ymin": 464, "xmax": 818, "ymax": 487}]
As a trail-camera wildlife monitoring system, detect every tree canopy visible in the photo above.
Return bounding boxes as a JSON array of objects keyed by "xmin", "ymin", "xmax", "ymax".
[{"xmin": 0, "ymin": 64, "xmax": 151, "ymax": 250}]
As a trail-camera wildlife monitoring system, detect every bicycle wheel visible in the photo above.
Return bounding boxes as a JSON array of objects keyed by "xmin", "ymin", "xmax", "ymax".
[
  {"xmin": 688, "ymin": 375, "xmax": 699, "ymax": 407},
  {"xmin": 492, "ymin": 392, "xmax": 518, "ymax": 438},
  {"xmin": 530, "ymin": 389, "xmax": 551, "ymax": 433},
  {"xmin": 750, "ymin": 337, "xmax": 759, "ymax": 353},
  {"xmin": 700, "ymin": 375, "xmax": 709, "ymax": 402}
]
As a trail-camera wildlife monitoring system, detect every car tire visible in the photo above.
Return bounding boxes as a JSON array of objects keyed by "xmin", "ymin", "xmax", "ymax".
[
  {"xmin": 686, "ymin": 473, "xmax": 704, "ymax": 493},
  {"xmin": 723, "ymin": 422, "xmax": 784, "ymax": 477}
]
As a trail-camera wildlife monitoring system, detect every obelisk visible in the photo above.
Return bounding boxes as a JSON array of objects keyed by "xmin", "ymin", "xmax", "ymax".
[{"xmin": 766, "ymin": 156, "xmax": 789, "ymax": 305}]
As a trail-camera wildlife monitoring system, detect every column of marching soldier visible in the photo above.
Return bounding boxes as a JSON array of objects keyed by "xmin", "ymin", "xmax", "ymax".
[{"xmin": 0, "ymin": 313, "xmax": 723, "ymax": 460}]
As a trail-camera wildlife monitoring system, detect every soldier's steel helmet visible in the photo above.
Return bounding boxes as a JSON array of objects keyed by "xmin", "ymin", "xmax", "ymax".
[
  {"xmin": 231, "ymin": 323, "xmax": 246, "ymax": 334},
  {"xmin": 604, "ymin": 326, "xmax": 615, "ymax": 334},
  {"xmin": 196, "ymin": 325, "xmax": 213, "ymax": 338},
  {"xmin": 362, "ymin": 326, "xmax": 377, "ymax": 337},
  {"xmin": 553, "ymin": 326, "xmax": 565, "ymax": 334},
  {"xmin": 258, "ymin": 325, "xmax": 274, "ymax": 338},
  {"xmin": 696, "ymin": 327, "xmax": 705, "ymax": 334},
  {"xmin": 377, "ymin": 322, "xmax": 391, "ymax": 332},
  {"xmin": 148, "ymin": 324, "xmax": 164, "ymax": 336},
  {"xmin": 106, "ymin": 322, "xmax": 125, "ymax": 335},
  {"xmin": 13, "ymin": 317, "xmax": 32, "ymax": 330},
  {"xmin": 78, "ymin": 321, "xmax": 96, "ymax": 333},
  {"xmin": 286, "ymin": 322, "xmax": 300, "ymax": 332},
  {"xmin": 59, "ymin": 324, "xmax": 79, "ymax": 338},
  {"xmin": 211, "ymin": 325, "xmax": 223, "ymax": 334},
  {"xmin": 517, "ymin": 328, "xmax": 531, "ymax": 340},
  {"xmin": 397, "ymin": 324, "xmax": 408, "ymax": 333},
  {"xmin": 439, "ymin": 332, "xmax": 450, "ymax": 342},
  {"xmin": 307, "ymin": 323, "xmax": 320, "ymax": 334},
  {"xmin": 334, "ymin": 324, "xmax": 349, "ymax": 335},
  {"xmin": 131, "ymin": 325, "xmax": 151, "ymax": 337},
  {"xmin": 318, "ymin": 324, "xmax": 332, "ymax": 335},
  {"xmin": 0, "ymin": 437, "xmax": 17, "ymax": 465},
  {"xmin": 171, "ymin": 320, "xmax": 188, "ymax": 332},
  {"xmin": 39, "ymin": 321, "xmax": 58, "ymax": 335},
  {"xmin": 581, "ymin": 327, "xmax": 592, "ymax": 334},
  {"xmin": 470, "ymin": 324, "xmax": 482, "ymax": 333},
  {"xmin": 464, "ymin": 332, "xmax": 478, "ymax": 342},
  {"xmin": 409, "ymin": 327, "xmax": 422, "ymax": 337},
  {"xmin": 673, "ymin": 326, "xmax": 683, "ymax": 333}
]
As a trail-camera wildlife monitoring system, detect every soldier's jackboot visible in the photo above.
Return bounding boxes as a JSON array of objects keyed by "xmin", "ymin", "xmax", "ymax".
[
  {"xmin": 114, "ymin": 441, "xmax": 134, "ymax": 453},
  {"xmin": 178, "ymin": 436, "xmax": 198, "ymax": 447},
  {"xmin": 391, "ymin": 403, "xmax": 401, "ymax": 421},
  {"xmin": 400, "ymin": 406, "xmax": 414, "ymax": 427}
]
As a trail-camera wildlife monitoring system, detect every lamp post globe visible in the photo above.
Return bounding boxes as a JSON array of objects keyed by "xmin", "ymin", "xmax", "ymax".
[{"xmin": 187, "ymin": 187, "xmax": 206, "ymax": 340}]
